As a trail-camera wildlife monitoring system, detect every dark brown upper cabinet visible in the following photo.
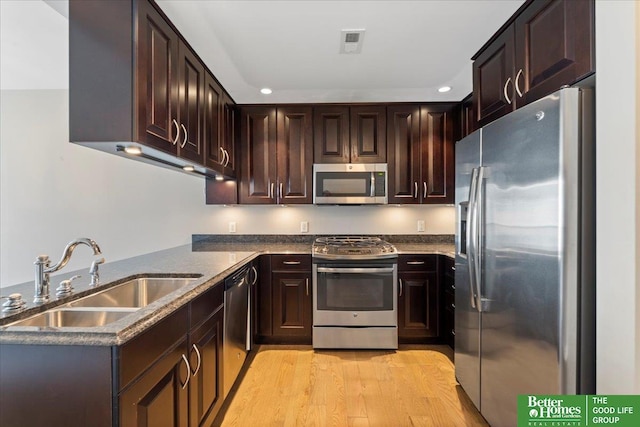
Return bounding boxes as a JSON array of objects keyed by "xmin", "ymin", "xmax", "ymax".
[
  {"xmin": 314, "ymin": 105, "xmax": 386, "ymax": 163},
  {"xmin": 70, "ymin": 0, "xmax": 236, "ymax": 179},
  {"xmin": 387, "ymin": 104, "xmax": 456, "ymax": 205},
  {"xmin": 460, "ymin": 93, "xmax": 476, "ymax": 139},
  {"xmin": 472, "ymin": 0, "xmax": 594, "ymax": 127},
  {"xmin": 239, "ymin": 106, "xmax": 313, "ymax": 205}
]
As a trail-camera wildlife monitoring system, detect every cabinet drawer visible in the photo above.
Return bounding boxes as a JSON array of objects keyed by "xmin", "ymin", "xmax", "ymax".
[
  {"xmin": 398, "ymin": 255, "xmax": 437, "ymax": 272},
  {"xmin": 118, "ymin": 305, "xmax": 189, "ymax": 391},
  {"xmin": 190, "ymin": 282, "xmax": 224, "ymax": 329},
  {"xmin": 444, "ymin": 289, "xmax": 455, "ymax": 312},
  {"xmin": 271, "ymin": 254, "xmax": 311, "ymax": 271}
]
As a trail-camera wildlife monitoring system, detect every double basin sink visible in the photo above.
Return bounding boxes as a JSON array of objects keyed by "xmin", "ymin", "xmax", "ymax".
[{"xmin": 8, "ymin": 276, "xmax": 200, "ymax": 328}]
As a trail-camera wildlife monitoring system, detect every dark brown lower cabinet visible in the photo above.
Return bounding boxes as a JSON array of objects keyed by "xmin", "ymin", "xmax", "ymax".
[
  {"xmin": 272, "ymin": 271, "xmax": 312, "ymax": 340},
  {"xmin": 254, "ymin": 254, "xmax": 312, "ymax": 344},
  {"xmin": 397, "ymin": 255, "xmax": 440, "ymax": 343},
  {"xmin": 120, "ymin": 337, "xmax": 190, "ymax": 427},
  {"xmin": 189, "ymin": 308, "xmax": 224, "ymax": 427}
]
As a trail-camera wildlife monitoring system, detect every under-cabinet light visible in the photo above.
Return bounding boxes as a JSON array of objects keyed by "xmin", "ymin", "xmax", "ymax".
[
  {"xmin": 215, "ymin": 175, "xmax": 224, "ymax": 181},
  {"xmin": 438, "ymin": 86, "xmax": 452, "ymax": 93},
  {"xmin": 123, "ymin": 146, "xmax": 142, "ymax": 155},
  {"xmin": 182, "ymin": 165, "xmax": 195, "ymax": 172},
  {"xmin": 260, "ymin": 88, "xmax": 273, "ymax": 95}
]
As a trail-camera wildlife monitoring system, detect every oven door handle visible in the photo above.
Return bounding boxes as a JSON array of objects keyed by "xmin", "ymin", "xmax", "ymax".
[{"xmin": 316, "ymin": 267, "xmax": 395, "ymax": 274}]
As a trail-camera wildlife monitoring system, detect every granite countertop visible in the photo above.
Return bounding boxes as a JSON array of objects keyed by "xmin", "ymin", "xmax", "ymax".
[
  {"xmin": 0, "ymin": 246, "xmax": 258, "ymax": 346},
  {"xmin": 0, "ymin": 236, "xmax": 454, "ymax": 347}
]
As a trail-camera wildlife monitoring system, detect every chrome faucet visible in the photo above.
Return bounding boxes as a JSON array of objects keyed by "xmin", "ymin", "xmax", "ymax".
[{"xmin": 33, "ymin": 238, "xmax": 102, "ymax": 304}]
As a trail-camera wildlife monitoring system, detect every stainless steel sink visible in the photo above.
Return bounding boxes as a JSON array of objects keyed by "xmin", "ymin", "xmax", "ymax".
[
  {"xmin": 8, "ymin": 307, "xmax": 136, "ymax": 328},
  {"xmin": 64, "ymin": 276, "xmax": 199, "ymax": 309}
]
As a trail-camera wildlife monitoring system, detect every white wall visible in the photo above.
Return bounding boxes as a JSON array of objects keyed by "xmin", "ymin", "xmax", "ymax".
[
  {"xmin": 198, "ymin": 205, "xmax": 454, "ymax": 236},
  {"xmin": 0, "ymin": 90, "xmax": 214, "ymax": 287},
  {"xmin": 595, "ymin": 0, "xmax": 639, "ymax": 393}
]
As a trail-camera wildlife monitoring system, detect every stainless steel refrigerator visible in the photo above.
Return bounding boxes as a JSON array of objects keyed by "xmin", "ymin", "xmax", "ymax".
[{"xmin": 454, "ymin": 87, "xmax": 596, "ymax": 427}]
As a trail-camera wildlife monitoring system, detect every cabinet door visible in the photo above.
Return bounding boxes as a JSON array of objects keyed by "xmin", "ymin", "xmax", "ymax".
[
  {"xmin": 189, "ymin": 309, "xmax": 223, "ymax": 427},
  {"xmin": 387, "ymin": 105, "xmax": 421, "ymax": 204},
  {"xmin": 313, "ymin": 106, "xmax": 350, "ymax": 163},
  {"xmin": 239, "ymin": 107, "xmax": 277, "ymax": 204},
  {"xmin": 176, "ymin": 43, "xmax": 204, "ymax": 164},
  {"xmin": 514, "ymin": 0, "xmax": 594, "ymax": 107},
  {"xmin": 136, "ymin": 0, "xmax": 179, "ymax": 153},
  {"xmin": 254, "ymin": 256, "xmax": 273, "ymax": 341},
  {"xmin": 203, "ymin": 75, "xmax": 223, "ymax": 169},
  {"xmin": 222, "ymin": 93, "xmax": 237, "ymax": 174},
  {"xmin": 120, "ymin": 338, "xmax": 189, "ymax": 427},
  {"xmin": 350, "ymin": 105, "xmax": 387, "ymax": 163},
  {"xmin": 473, "ymin": 26, "xmax": 516, "ymax": 127},
  {"xmin": 272, "ymin": 272, "xmax": 312, "ymax": 340},
  {"xmin": 460, "ymin": 93, "xmax": 476, "ymax": 139},
  {"xmin": 397, "ymin": 271, "xmax": 439, "ymax": 340},
  {"xmin": 277, "ymin": 107, "xmax": 313, "ymax": 204},
  {"xmin": 420, "ymin": 105, "xmax": 455, "ymax": 204}
]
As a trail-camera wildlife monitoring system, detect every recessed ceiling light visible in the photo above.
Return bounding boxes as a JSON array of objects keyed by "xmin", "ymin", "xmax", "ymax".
[
  {"xmin": 260, "ymin": 88, "xmax": 272, "ymax": 95},
  {"xmin": 123, "ymin": 146, "xmax": 142, "ymax": 155},
  {"xmin": 182, "ymin": 165, "xmax": 195, "ymax": 172},
  {"xmin": 438, "ymin": 86, "xmax": 452, "ymax": 93}
]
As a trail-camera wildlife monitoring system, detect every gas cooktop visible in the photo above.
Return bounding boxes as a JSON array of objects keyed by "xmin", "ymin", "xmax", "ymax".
[{"xmin": 312, "ymin": 236, "xmax": 398, "ymax": 260}]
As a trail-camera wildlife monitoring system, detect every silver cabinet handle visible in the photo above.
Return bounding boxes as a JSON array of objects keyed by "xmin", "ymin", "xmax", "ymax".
[
  {"xmin": 280, "ymin": 182, "xmax": 284, "ymax": 200},
  {"xmin": 223, "ymin": 149, "xmax": 230, "ymax": 167},
  {"xmin": 180, "ymin": 124, "xmax": 188, "ymax": 148},
  {"xmin": 191, "ymin": 344, "xmax": 202, "ymax": 375},
  {"xmin": 172, "ymin": 119, "xmax": 180, "ymax": 145},
  {"xmin": 503, "ymin": 77, "xmax": 512, "ymax": 105},
  {"xmin": 452, "ymin": 285, "xmax": 456, "ymax": 290},
  {"xmin": 407, "ymin": 261, "xmax": 425, "ymax": 265},
  {"xmin": 399, "ymin": 278, "xmax": 403, "ymax": 297},
  {"xmin": 423, "ymin": 181, "xmax": 427, "ymax": 199},
  {"xmin": 250, "ymin": 265, "xmax": 258, "ymax": 285},
  {"xmin": 515, "ymin": 69, "xmax": 524, "ymax": 98},
  {"xmin": 451, "ymin": 266, "xmax": 456, "ymax": 271},
  {"xmin": 270, "ymin": 182, "xmax": 275, "ymax": 199},
  {"xmin": 180, "ymin": 354, "xmax": 191, "ymax": 389},
  {"xmin": 305, "ymin": 278, "xmax": 309, "ymax": 296},
  {"xmin": 451, "ymin": 303, "xmax": 455, "ymax": 309},
  {"xmin": 219, "ymin": 147, "xmax": 226, "ymax": 165},
  {"xmin": 451, "ymin": 330, "xmax": 455, "ymax": 336},
  {"xmin": 283, "ymin": 261, "xmax": 301, "ymax": 265},
  {"xmin": 414, "ymin": 182, "xmax": 418, "ymax": 198}
]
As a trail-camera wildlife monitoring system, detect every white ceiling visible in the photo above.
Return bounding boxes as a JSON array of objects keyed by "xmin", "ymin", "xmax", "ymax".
[{"xmin": 0, "ymin": 0, "xmax": 526, "ymax": 103}]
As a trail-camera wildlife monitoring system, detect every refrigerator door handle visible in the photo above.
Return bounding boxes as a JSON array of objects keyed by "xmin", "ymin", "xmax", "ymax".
[
  {"xmin": 474, "ymin": 166, "xmax": 485, "ymax": 311},
  {"xmin": 466, "ymin": 168, "xmax": 479, "ymax": 310}
]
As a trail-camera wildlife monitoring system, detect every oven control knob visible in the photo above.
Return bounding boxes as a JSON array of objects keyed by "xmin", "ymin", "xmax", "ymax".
[{"xmin": 353, "ymin": 312, "xmax": 358, "ymax": 317}]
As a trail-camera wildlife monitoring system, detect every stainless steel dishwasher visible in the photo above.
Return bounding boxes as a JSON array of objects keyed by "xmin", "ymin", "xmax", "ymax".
[{"xmin": 223, "ymin": 265, "xmax": 250, "ymax": 398}]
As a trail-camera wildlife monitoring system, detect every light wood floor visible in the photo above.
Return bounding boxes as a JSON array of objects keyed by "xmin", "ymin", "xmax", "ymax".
[{"xmin": 220, "ymin": 345, "xmax": 488, "ymax": 427}]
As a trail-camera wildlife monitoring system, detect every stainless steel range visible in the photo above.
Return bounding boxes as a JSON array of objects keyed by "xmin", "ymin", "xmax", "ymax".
[{"xmin": 312, "ymin": 236, "xmax": 398, "ymax": 349}]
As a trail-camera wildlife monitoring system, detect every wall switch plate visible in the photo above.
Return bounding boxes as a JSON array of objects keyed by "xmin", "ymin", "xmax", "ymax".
[
  {"xmin": 300, "ymin": 221, "xmax": 309, "ymax": 233},
  {"xmin": 228, "ymin": 222, "xmax": 236, "ymax": 233},
  {"xmin": 417, "ymin": 220, "xmax": 425, "ymax": 232}
]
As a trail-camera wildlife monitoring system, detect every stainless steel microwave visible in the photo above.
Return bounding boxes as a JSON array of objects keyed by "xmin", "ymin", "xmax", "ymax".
[{"xmin": 313, "ymin": 163, "xmax": 388, "ymax": 205}]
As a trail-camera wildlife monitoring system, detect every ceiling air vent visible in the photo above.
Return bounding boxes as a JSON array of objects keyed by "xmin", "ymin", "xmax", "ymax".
[{"xmin": 340, "ymin": 29, "xmax": 365, "ymax": 54}]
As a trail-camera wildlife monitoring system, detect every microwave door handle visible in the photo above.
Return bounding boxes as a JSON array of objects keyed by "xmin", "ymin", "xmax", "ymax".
[{"xmin": 370, "ymin": 173, "xmax": 375, "ymax": 197}]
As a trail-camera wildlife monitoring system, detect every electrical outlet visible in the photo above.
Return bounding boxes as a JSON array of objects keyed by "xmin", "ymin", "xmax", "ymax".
[
  {"xmin": 300, "ymin": 221, "xmax": 309, "ymax": 233},
  {"xmin": 228, "ymin": 222, "xmax": 236, "ymax": 233},
  {"xmin": 417, "ymin": 220, "xmax": 425, "ymax": 232}
]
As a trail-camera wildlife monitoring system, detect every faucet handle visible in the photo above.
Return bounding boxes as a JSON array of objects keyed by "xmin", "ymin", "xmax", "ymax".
[
  {"xmin": 90, "ymin": 258, "xmax": 105, "ymax": 287},
  {"xmin": 56, "ymin": 275, "xmax": 81, "ymax": 298},
  {"xmin": 1, "ymin": 293, "xmax": 27, "ymax": 313}
]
